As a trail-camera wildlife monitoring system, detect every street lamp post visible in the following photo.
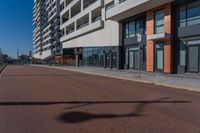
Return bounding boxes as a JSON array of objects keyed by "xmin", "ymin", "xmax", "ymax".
[{"xmin": 137, "ymin": 33, "xmax": 142, "ymax": 78}]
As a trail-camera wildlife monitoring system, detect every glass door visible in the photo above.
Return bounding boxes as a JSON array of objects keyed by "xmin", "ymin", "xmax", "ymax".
[
  {"xmin": 129, "ymin": 51, "xmax": 134, "ymax": 69},
  {"xmin": 155, "ymin": 42, "xmax": 164, "ymax": 71},
  {"xmin": 129, "ymin": 48, "xmax": 139, "ymax": 70},
  {"xmin": 134, "ymin": 50, "xmax": 139, "ymax": 69},
  {"xmin": 187, "ymin": 45, "xmax": 199, "ymax": 72},
  {"xmin": 112, "ymin": 52, "xmax": 117, "ymax": 68},
  {"xmin": 105, "ymin": 53, "xmax": 110, "ymax": 68}
]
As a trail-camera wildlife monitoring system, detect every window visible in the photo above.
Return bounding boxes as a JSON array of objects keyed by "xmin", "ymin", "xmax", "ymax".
[
  {"xmin": 180, "ymin": 5, "xmax": 186, "ymax": 27},
  {"xmin": 179, "ymin": 41, "xmax": 186, "ymax": 66},
  {"xmin": 187, "ymin": 1, "xmax": 200, "ymax": 26},
  {"xmin": 124, "ymin": 18, "xmax": 144, "ymax": 38},
  {"xmin": 125, "ymin": 23, "xmax": 129, "ymax": 38},
  {"xmin": 155, "ymin": 10, "xmax": 165, "ymax": 34},
  {"xmin": 129, "ymin": 21, "xmax": 135, "ymax": 37},
  {"xmin": 136, "ymin": 19, "xmax": 143, "ymax": 32},
  {"xmin": 179, "ymin": 1, "xmax": 200, "ymax": 27}
]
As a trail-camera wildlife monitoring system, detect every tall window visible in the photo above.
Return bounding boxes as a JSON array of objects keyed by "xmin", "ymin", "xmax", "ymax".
[
  {"xmin": 129, "ymin": 21, "xmax": 136, "ymax": 37},
  {"xmin": 124, "ymin": 18, "xmax": 144, "ymax": 38},
  {"xmin": 180, "ymin": 1, "xmax": 200, "ymax": 27},
  {"xmin": 155, "ymin": 9, "xmax": 165, "ymax": 34}
]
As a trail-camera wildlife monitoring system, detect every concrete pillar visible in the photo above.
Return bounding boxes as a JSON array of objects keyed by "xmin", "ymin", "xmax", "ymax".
[
  {"xmin": 69, "ymin": 9, "xmax": 71, "ymax": 19},
  {"xmin": 75, "ymin": 54, "xmax": 79, "ymax": 67},
  {"xmin": 81, "ymin": 0, "xmax": 84, "ymax": 11},
  {"xmin": 89, "ymin": 12, "xmax": 92, "ymax": 24},
  {"xmin": 146, "ymin": 10, "xmax": 154, "ymax": 72},
  {"xmin": 146, "ymin": 3, "xmax": 173, "ymax": 73},
  {"xmin": 74, "ymin": 21, "xmax": 77, "ymax": 30},
  {"xmin": 163, "ymin": 3, "xmax": 173, "ymax": 73}
]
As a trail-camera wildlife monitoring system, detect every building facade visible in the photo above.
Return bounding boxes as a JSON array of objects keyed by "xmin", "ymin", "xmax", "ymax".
[
  {"xmin": 33, "ymin": 0, "xmax": 61, "ymax": 60},
  {"xmin": 60, "ymin": 0, "xmax": 120, "ymax": 68},
  {"xmin": 33, "ymin": 0, "xmax": 200, "ymax": 74}
]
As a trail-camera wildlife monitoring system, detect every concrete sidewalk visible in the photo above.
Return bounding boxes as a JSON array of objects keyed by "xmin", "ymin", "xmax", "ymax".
[{"xmin": 33, "ymin": 65, "xmax": 200, "ymax": 92}]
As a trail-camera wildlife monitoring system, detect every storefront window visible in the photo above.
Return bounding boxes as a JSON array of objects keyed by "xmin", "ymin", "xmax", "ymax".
[
  {"xmin": 155, "ymin": 9, "xmax": 165, "ymax": 34},
  {"xmin": 179, "ymin": 41, "xmax": 186, "ymax": 66},
  {"xmin": 83, "ymin": 47, "xmax": 106, "ymax": 67},
  {"xmin": 179, "ymin": 1, "xmax": 200, "ymax": 27}
]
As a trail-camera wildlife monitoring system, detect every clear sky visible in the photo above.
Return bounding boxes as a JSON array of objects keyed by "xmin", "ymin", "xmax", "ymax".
[{"xmin": 0, "ymin": 0, "xmax": 34, "ymax": 58}]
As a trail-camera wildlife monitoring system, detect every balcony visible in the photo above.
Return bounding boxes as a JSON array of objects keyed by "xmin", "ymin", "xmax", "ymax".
[
  {"xmin": 60, "ymin": 19, "xmax": 103, "ymax": 42},
  {"xmin": 106, "ymin": 0, "xmax": 173, "ymax": 21},
  {"xmin": 60, "ymin": 0, "xmax": 103, "ymax": 30}
]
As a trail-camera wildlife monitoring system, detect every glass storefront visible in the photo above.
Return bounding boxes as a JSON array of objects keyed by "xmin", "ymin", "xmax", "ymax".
[
  {"xmin": 83, "ymin": 47, "xmax": 104, "ymax": 67},
  {"xmin": 82, "ymin": 47, "xmax": 118, "ymax": 68},
  {"xmin": 155, "ymin": 42, "xmax": 164, "ymax": 71},
  {"xmin": 179, "ymin": 0, "xmax": 200, "ymax": 27},
  {"xmin": 179, "ymin": 40, "xmax": 200, "ymax": 73},
  {"xmin": 125, "ymin": 47, "xmax": 139, "ymax": 70}
]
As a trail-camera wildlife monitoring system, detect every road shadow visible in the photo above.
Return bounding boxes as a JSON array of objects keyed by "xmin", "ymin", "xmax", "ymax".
[
  {"xmin": 56, "ymin": 97, "xmax": 191, "ymax": 124},
  {"xmin": 0, "ymin": 97, "xmax": 191, "ymax": 123},
  {"xmin": 59, "ymin": 111, "xmax": 141, "ymax": 123},
  {"xmin": 0, "ymin": 98, "xmax": 190, "ymax": 107}
]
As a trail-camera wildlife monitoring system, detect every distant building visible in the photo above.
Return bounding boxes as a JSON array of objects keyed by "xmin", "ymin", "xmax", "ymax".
[{"xmin": 33, "ymin": 0, "xmax": 61, "ymax": 60}]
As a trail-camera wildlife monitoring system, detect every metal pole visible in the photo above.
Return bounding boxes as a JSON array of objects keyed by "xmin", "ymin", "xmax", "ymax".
[{"xmin": 138, "ymin": 43, "xmax": 140, "ymax": 78}]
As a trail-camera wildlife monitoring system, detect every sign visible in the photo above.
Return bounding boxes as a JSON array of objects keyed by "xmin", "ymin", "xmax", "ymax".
[{"xmin": 137, "ymin": 33, "xmax": 142, "ymax": 42}]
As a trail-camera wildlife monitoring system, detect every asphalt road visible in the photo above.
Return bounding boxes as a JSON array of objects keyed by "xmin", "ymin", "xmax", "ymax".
[{"xmin": 0, "ymin": 65, "xmax": 200, "ymax": 133}]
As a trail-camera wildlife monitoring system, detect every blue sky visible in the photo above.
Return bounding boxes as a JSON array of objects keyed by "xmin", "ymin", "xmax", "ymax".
[{"xmin": 0, "ymin": 0, "xmax": 34, "ymax": 58}]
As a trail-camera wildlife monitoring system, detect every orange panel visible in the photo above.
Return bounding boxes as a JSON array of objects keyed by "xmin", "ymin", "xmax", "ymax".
[
  {"xmin": 146, "ymin": 40, "xmax": 154, "ymax": 72},
  {"xmin": 164, "ymin": 40, "xmax": 172, "ymax": 73}
]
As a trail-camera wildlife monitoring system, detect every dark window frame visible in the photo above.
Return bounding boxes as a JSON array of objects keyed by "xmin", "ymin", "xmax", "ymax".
[{"xmin": 154, "ymin": 9, "xmax": 165, "ymax": 34}]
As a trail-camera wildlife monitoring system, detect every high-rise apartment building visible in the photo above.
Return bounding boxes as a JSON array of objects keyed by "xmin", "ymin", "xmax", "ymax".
[
  {"xmin": 59, "ymin": 0, "xmax": 200, "ymax": 74},
  {"xmin": 33, "ymin": 0, "xmax": 61, "ymax": 60},
  {"xmin": 33, "ymin": 0, "xmax": 200, "ymax": 74}
]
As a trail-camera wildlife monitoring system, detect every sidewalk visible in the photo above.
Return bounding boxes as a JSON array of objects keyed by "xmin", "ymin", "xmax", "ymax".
[{"xmin": 33, "ymin": 65, "xmax": 200, "ymax": 92}]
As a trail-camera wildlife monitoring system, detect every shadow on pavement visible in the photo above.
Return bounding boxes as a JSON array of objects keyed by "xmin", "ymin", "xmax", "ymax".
[
  {"xmin": 0, "ymin": 97, "xmax": 191, "ymax": 123},
  {"xmin": 0, "ymin": 98, "xmax": 190, "ymax": 107},
  {"xmin": 57, "ymin": 97, "xmax": 191, "ymax": 124},
  {"xmin": 58, "ymin": 111, "xmax": 141, "ymax": 123}
]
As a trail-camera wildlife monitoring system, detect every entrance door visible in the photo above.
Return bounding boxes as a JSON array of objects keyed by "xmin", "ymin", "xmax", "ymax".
[
  {"xmin": 134, "ymin": 50, "xmax": 139, "ymax": 69},
  {"xmin": 187, "ymin": 45, "xmax": 199, "ymax": 72},
  {"xmin": 129, "ymin": 49, "xmax": 139, "ymax": 70},
  {"xmin": 155, "ymin": 43, "xmax": 164, "ymax": 71},
  {"xmin": 129, "ymin": 51, "xmax": 134, "ymax": 69},
  {"xmin": 105, "ymin": 53, "xmax": 110, "ymax": 68},
  {"xmin": 111, "ymin": 52, "xmax": 117, "ymax": 68}
]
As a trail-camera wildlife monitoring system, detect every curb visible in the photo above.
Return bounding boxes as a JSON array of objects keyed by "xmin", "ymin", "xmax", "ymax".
[
  {"xmin": 0, "ymin": 65, "xmax": 6, "ymax": 76},
  {"xmin": 33, "ymin": 65, "xmax": 200, "ymax": 93}
]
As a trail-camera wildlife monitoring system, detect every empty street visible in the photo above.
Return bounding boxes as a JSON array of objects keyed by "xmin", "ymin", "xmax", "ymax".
[{"xmin": 0, "ymin": 65, "xmax": 200, "ymax": 133}]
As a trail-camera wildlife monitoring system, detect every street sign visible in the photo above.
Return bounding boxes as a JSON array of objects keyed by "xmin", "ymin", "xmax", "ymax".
[{"xmin": 137, "ymin": 33, "xmax": 142, "ymax": 42}]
